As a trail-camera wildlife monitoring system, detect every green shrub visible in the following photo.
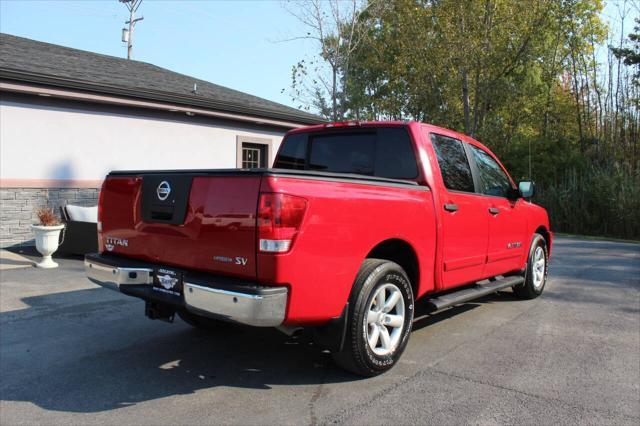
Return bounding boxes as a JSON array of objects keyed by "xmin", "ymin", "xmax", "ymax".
[{"xmin": 536, "ymin": 166, "xmax": 640, "ymax": 240}]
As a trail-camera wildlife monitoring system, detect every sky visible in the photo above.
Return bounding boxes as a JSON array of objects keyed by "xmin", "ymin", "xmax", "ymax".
[
  {"xmin": 0, "ymin": 0, "xmax": 636, "ymax": 113},
  {"xmin": 0, "ymin": 0, "xmax": 313, "ymax": 109}
]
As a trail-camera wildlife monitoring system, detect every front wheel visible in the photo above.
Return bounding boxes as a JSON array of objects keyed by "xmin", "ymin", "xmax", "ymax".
[
  {"xmin": 332, "ymin": 259, "xmax": 414, "ymax": 376},
  {"xmin": 513, "ymin": 233, "xmax": 548, "ymax": 299}
]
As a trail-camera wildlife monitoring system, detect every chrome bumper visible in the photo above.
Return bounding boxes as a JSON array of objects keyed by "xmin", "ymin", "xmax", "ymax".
[
  {"xmin": 85, "ymin": 256, "xmax": 287, "ymax": 327},
  {"xmin": 85, "ymin": 260, "xmax": 153, "ymax": 289}
]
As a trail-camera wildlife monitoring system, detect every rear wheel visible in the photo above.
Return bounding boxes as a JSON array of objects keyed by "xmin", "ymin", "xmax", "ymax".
[
  {"xmin": 513, "ymin": 233, "xmax": 548, "ymax": 299},
  {"xmin": 332, "ymin": 259, "xmax": 414, "ymax": 376},
  {"xmin": 177, "ymin": 310, "xmax": 228, "ymax": 330}
]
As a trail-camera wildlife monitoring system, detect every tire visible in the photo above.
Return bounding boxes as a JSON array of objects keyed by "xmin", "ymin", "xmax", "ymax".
[
  {"xmin": 332, "ymin": 259, "xmax": 414, "ymax": 377},
  {"xmin": 513, "ymin": 233, "xmax": 548, "ymax": 300},
  {"xmin": 177, "ymin": 310, "xmax": 228, "ymax": 330}
]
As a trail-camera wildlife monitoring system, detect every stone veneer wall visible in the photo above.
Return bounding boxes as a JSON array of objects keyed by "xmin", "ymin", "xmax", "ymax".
[{"xmin": 0, "ymin": 187, "xmax": 100, "ymax": 248}]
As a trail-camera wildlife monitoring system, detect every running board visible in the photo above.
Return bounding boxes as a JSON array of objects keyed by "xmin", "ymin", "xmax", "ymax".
[{"xmin": 425, "ymin": 275, "xmax": 525, "ymax": 312}]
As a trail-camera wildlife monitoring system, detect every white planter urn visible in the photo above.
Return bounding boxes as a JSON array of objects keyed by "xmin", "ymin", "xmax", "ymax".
[{"xmin": 31, "ymin": 224, "xmax": 65, "ymax": 268}]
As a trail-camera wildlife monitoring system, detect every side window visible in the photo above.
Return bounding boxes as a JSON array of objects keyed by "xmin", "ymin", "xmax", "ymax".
[
  {"xmin": 430, "ymin": 134, "xmax": 475, "ymax": 193},
  {"xmin": 469, "ymin": 145, "xmax": 513, "ymax": 197}
]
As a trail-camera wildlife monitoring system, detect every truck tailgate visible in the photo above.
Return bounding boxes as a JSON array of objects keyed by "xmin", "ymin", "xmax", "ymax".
[{"xmin": 99, "ymin": 172, "xmax": 261, "ymax": 279}]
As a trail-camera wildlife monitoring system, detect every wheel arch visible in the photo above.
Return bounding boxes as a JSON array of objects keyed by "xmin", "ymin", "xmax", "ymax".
[
  {"xmin": 535, "ymin": 225, "xmax": 552, "ymax": 255},
  {"xmin": 365, "ymin": 238, "xmax": 420, "ymax": 299}
]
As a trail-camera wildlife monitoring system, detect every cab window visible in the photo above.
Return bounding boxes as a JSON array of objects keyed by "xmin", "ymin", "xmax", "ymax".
[
  {"xmin": 273, "ymin": 133, "xmax": 306, "ymax": 170},
  {"xmin": 469, "ymin": 145, "xmax": 513, "ymax": 197},
  {"xmin": 274, "ymin": 127, "xmax": 418, "ymax": 179},
  {"xmin": 430, "ymin": 134, "xmax": 475, "ymax": 193}
]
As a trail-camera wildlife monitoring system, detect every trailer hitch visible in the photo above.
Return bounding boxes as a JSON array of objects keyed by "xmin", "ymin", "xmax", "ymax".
[{"xmin": 145, "ymin": 301, "xmax": 175, "ymax": 323}]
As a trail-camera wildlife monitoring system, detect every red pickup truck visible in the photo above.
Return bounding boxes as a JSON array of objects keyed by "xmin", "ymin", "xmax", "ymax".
[{"xmin": 86, "ymin": 121, "xmax": 551, "ymax": 376}]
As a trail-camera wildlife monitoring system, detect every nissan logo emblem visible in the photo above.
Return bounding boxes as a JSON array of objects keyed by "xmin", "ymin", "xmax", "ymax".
[{"xmin": 157, "ymin": 181, "xmax": 171, "ymax": 201}]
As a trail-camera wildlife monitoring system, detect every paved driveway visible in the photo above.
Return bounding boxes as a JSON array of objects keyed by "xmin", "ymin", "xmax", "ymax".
[{"xmin": 1, "ymin": 237, "xmax": 638, "ymax": 425}]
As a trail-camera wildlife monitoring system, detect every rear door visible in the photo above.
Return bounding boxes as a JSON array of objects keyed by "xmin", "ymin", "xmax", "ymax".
[
  {"xmin": 467, "ymin": 144, "xmax": 527, "ymax": 276},
  {"xmin": 430, "ymin": 134, "xmax": 489, "ymax": 289}
]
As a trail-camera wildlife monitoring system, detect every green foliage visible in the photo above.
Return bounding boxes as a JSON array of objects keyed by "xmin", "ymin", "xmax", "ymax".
[
  {"xmin": 612, "ymin": 17, "xmax": 640, "ymax": 83},
  {"xmin": 290, "ymin": 0, "xmax": 640, "ymax": 239},
  {"xmin": 537, "ymin": 166, "xmax": 640, "ymax": 239}
]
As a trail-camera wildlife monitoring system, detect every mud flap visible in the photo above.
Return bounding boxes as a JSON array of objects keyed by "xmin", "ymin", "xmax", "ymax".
[{"xmin": 313, "ymin": 303, "xmax": 349, "ymax": 352}]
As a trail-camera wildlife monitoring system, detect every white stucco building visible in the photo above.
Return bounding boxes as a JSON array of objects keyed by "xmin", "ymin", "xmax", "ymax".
[{"xmin": 0, "ymin": 33, "xmax": 320, "ymax": 247}]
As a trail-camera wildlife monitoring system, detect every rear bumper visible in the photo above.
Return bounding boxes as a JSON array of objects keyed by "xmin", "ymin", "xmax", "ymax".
[{"xmin": 85, "ymin": 253, "xmax": 288, "ymax": 327}]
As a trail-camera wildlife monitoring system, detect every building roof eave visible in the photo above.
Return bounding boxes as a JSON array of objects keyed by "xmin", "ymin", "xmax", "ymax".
[
  {"xmin": 0, "ymin": 79, "xmax": 311, "ymax": 130},
  {"xmin": 0, "ymin": 68, "xmax": 322, "ymax": 126}
]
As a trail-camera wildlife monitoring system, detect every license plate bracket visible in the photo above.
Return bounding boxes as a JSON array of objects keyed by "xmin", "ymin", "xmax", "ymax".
[{"xmin": 152, "ymin": 267, "xmax": 183, "ymax": 296}]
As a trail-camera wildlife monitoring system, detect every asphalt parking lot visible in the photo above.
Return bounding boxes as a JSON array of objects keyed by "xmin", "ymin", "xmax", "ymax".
[{"xmin": 0, "ymin": 236, "xmax": 638, "ymax": 425}]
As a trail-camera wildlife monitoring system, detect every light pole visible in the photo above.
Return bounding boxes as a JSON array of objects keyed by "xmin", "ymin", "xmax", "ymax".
[{"xmin": 120, "ymin": 0, "xmax": 144, "ymax": 60}]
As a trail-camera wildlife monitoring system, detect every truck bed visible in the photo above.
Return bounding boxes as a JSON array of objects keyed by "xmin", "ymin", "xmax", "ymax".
[{"xmin": 108, "ymin": 167, "xmax": 422, "ymax": 188}]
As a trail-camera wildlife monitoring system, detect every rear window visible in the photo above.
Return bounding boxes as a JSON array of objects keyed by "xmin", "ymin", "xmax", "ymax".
[
  {"xmin": 310, "ymin": 133, "xmax": 376, "ymax": 175},
  {"xmin": 273, "ymin": 133, "xmax": 306, "ymax": 170},
  {"xmin": 273, "ymin": 127, "xmax": 418, "ymax": 179}
]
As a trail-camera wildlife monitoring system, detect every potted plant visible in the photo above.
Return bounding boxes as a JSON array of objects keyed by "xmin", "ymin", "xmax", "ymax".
[{"xmin": 31, "ymin": 207, "xmax": 65, "ymax": 268}]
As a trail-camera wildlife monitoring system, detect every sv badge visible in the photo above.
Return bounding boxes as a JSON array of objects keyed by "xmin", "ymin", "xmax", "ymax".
[{"xmin": 213, "ymin": 255, "xmax": 248, "ymax": 266}]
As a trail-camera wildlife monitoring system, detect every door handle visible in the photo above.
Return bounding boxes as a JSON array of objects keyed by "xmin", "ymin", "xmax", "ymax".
[
  {"xmin": 444, "ymin": 203, "xmax": 459, "ymax": 212},
  {"xmin": 488, "ymin": 207, "xmax": 500, "ymax": 215}
]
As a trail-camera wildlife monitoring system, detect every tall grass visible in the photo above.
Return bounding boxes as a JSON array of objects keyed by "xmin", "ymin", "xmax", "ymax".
[{"xmin": 536, "ymin": 166, "xmax": 640, "ymax": 240}]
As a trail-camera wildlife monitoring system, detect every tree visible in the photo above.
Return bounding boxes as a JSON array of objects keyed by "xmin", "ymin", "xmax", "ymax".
[
  {"xmin": 288, "ymin": 0, "xmax": 640, "ymax": 239},
  {"xmin": 612, "ymin": 17, "xmax": 640, "ymax": 83},
  {"xmin": 283, "ymin": 0, "xmax": 379, "ymax": 120}
]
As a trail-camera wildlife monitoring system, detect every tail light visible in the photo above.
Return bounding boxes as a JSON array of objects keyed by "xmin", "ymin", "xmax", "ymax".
[
  {"xmin": 97, "ymin": 180, "xmax": 106, "ymax": 233},
  {"xmin": 258, "ymin": 193, "xmax": 307, "ymax": 253},
  {"xmin": 96, "ymin": 181, "xmax": 106, "ymax": 252}
]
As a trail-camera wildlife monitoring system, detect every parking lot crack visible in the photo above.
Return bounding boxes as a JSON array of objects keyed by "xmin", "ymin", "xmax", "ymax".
[
  {"xmin": 308, "ymin": 377, "xmax": 324, "ymax": 426},
  {"xmin": 319, "ymin": 370, "xmax": 427, "ymax": 424},
  {"xmin": 427, "ymin": 368, "xmax": 640, "ymax": 422}
]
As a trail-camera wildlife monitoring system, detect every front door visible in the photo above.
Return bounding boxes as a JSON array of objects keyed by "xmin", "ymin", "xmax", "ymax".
[
  {"xmin": 468, "ymin": 144, "xmax": 527, "ymax": 276},
  {"xmin": 430, "ymin": 134, "xmax": 489, "ymax": 289}
]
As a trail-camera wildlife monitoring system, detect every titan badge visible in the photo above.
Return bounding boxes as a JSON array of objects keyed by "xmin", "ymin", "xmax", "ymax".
[{"xmin": 104, "ymin": 237, "xmax": 129, "ymax": 252}]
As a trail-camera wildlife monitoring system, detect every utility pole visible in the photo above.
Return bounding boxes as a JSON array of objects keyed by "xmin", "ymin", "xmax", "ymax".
[{"xmin": 120, "ymin": 0, "xmax": 143, "ymax": 60}]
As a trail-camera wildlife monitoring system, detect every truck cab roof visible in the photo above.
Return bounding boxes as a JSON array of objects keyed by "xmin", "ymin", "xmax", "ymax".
[{"xmin": 287, "ymin": 120, "xmax": 496, "ymax": 158}]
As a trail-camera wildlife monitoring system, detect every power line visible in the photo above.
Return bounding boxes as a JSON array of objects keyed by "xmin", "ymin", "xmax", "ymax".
[{"xmin": 119, "ymin": 0, "xmax": 143, "ymax": 60}]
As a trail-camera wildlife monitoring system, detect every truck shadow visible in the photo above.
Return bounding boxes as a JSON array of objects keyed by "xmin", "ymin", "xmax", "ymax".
[
  {"xmin": 0, "ymin": 296, "xmax": 346, "ymax": 413},
  {"xmin": 0, "ymin": 286, "xmax": 518, "ymax": 414}
]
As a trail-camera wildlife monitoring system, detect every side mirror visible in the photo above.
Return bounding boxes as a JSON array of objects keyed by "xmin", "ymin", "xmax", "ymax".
[{"xmin": 518, "ymin": 181, "xmax": 535, "ymax": 199}]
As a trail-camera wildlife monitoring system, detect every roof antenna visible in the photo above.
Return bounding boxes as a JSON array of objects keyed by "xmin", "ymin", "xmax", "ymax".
[{"xmin": 192, "ymin": 83, "xmax": 198, "ymax": 94}]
